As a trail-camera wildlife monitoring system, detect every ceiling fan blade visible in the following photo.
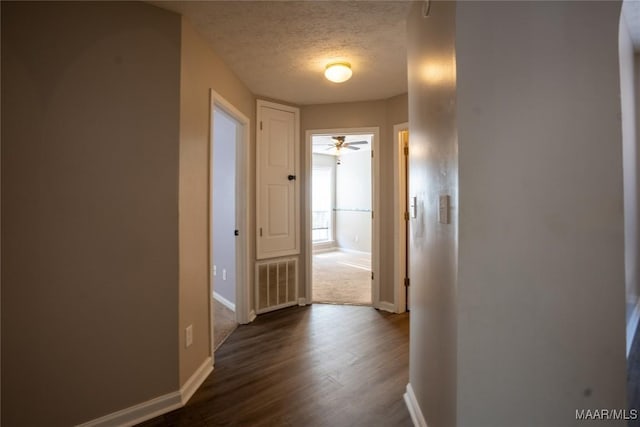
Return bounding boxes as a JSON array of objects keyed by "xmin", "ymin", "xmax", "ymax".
[
  {"xmin": 346, "ymin": 146, "xmax": 360, "ymax": 150},
  {"xmin": 346, "ymin": 140, "xmax": 368, "ymax": 145}
]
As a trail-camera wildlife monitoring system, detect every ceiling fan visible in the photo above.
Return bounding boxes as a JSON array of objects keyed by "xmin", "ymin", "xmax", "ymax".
[{"xmin": 325, "ymin": 136, "xmax": 368, "ymax": 152}]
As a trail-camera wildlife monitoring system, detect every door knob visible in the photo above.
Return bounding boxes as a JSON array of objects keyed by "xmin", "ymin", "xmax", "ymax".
[{"xmin": 288, "ymin": 174, "xmax": 296, "ymax": 181}]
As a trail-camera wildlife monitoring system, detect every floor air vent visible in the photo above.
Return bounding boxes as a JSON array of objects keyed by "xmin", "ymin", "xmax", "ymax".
[{"xmin": 255, "ymin": 257, "xmax": 298, "ymax": 314}]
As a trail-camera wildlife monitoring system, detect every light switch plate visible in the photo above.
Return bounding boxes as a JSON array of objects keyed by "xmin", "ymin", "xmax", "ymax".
[
  {"xmin": 186, "ymin": 325, "xmax": 193, "ymax": 348},
  {"xmin": 410, "ymin": 196, "xmax": 417, "ymax": 218},
  {"xmin": 439, "ymin": 195, "xmax": 450, "ymax": 224}
]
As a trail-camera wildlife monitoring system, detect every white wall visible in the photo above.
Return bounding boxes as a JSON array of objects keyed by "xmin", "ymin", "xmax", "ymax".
[
  {"xmin": 406, "ymin": 2, "xmax": 458, "ymax": 426},
  {"xmin": 213, "ymin": 108, "xmax": 237, "ymax": 305},
  {"xmin": 336, "ymin": 150, "xmax": 372, "ymax": 253},
  {"xmin": 621, "ymin": 11, "xmax": 640, "ymax": 328},
  {"xmin": 407, "ymin": 1, "xmax": 627, "ymax": 426},
  {"xmin": 456, "ymin": 1, "xmax": 626, "ymax": 426}
]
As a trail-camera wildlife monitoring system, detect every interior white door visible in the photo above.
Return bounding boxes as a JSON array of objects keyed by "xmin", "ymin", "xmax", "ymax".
[{"xmin": 257, "ymin": 102, "xmax": 299, "ymax": 259}]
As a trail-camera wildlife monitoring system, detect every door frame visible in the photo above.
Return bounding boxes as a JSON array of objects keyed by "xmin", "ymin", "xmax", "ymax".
[
  {"xmin": 305, "ymin": 127, "xmax": 380, "ymax": 307},
  {"xmin": 393, "ymin": 122, "xmax": 409, "ymax": 313},
  {"xmin": 209, "ymin": 90, "xmax": 251, "ymax": 358}
]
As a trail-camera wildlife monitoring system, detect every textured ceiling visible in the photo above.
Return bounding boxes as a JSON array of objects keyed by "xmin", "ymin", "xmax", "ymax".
[
  {"xmin": 152, "ymin": 1, "xmax": 411, "ymax": 105},
  {"xmin": 152, "ymin": 1, "xmax": 639, "ymax": 105},
  {"xmin": 623, "ymin": 0, "xmax": 640, "ymax": 49}
]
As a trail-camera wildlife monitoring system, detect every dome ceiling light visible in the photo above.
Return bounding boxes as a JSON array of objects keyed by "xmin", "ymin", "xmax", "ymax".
[{"xmin": 324, "ymin": 62, "xmax": 352, "ymax": 83}]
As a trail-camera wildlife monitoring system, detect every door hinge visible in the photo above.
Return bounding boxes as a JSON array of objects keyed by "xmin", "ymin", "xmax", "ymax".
[
  {"xmin": 371, "ymin": 150, "xmax": 374, "ymax": 158},
  {"xmin": 371, "ymin": 211, "xmax": 374, "ymax": 219},
  {"xmin": 259, "ymin": 227, "xmax": 263, "ymax": 237},
  {"xmin": 260, "ymin": 121, "xmax": 263, "ymax": 131},
  {"xmin": 404, "ymin": 277, "xmax": 410, "ymax": 287},
  {"xmin": 371, "ymin": 272, "xmax": 374, "ymax": 280},
  {"xmin": 404, "ymin": 211, "xmax": 409, "ymax": 221},
  {"xmin": 404, "ymin": 146, "xmax": 409, "ymax": 156},
  {"xmin": 234, "ymin": 229, "xmax": 239, "ymax": 236}
]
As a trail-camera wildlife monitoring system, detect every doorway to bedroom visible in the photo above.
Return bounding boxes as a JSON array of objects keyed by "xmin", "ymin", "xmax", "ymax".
[{"xmin": 310, "ymin": 132, "xmax": 374, "ymax": 305}]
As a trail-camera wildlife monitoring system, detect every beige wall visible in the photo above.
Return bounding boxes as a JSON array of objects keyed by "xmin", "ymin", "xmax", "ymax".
[
  {"xmin": 179, "ymin": 17, "xmax": 256, "ymax": 385},
  {"xmin": 406, "ymin": 2, "xmax": 458, "ymax": 426},
  {"xmin": 300, "ymin": 94, "xmax": 408, "ymax": 305},
  {"xmin": 456, "ymin": 1, "xmax": 625, "ymax": 425},
  {"xmin": 1, "ymin": 2, "xmax": 181, "ymax": 425}
]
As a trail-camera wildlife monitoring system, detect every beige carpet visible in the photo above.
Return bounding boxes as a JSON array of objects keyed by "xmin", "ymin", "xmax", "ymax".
[
  {"xmin": 214, "ymin": 299, "xmax": 238, "ymax": 351},
  {"xmin": 312, "ymin": 250, "xmax": 372, "ymax": 305}
]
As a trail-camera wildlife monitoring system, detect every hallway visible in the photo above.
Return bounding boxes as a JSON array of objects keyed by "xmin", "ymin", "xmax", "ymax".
[{"xmin": 139, "ymin": 305, "xmax": 411, "ymax": 426}]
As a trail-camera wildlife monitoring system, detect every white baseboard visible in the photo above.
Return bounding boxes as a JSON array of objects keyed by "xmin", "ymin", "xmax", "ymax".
[
  {"xmin": 248, "ymin": 310, "xmax": 257, "ymax": 322},
  {"xmin": 338, "ymin": 247, "xmax": 371, "ymax": 256},
  {"xmin": 213, "ymin": 292, "xmax": 236, "ymax": 312},
  {"xmin": 377, "ymin": 301, "xmax": 396, "ymax": 313},
  {"xmin": 298, "ymin": 297, "xmax": 307, "ymax": 306},
  {"xmin": 404, "ymin": 383, "xmax": 428, "ymax": 427},
  {"xmin": 77, "ymin": 357, "xmax": 213, "ymax": 427},
  {"xmin": 180, "ymin": 357, "xmax": 213, "ymax": 404},
  {"xmin": 628, "ymin": 299, "xmax": 640, "ymax": 357},
  {"xmin": 312, "ymin": 241, "xmax": 336, "ymax": 253},
  {"xmin": 77, "ymin": 391, "xmax": 182, "ymax": 427}
]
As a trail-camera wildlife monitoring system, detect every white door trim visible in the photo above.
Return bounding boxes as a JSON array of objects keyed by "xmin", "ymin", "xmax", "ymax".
[
  {"xmin": 209, "ymin": 89, "xmax": 252, "ymax": 361},
  {"xmin": 305, "ymin": 127, "xmax": 380, "ymax": 308},
  {"xmin": 393, "ymin": 122, "xmax": 409, "ymax": 313}
]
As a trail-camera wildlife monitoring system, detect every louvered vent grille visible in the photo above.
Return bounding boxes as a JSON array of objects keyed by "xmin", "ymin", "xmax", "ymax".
[{"xmin": 255, "ymin": 257, "xmax": 297, "ymax": 314}]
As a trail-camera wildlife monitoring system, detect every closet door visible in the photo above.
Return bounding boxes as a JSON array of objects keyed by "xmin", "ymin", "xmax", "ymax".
[{"xmin": 256, "ymin": 101, "xmax": 300, "ymax": 259}]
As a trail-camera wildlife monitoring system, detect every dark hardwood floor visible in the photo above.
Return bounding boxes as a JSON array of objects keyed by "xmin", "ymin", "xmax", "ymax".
[{"xmin": 139, "ymin": 304, "xmax": 411, "ymax": 427}]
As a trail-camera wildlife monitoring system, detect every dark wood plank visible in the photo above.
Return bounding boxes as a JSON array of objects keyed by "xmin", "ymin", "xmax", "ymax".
[{"xmin": 139, "ymin": 304, "xmax": 411, "ymax": 427}]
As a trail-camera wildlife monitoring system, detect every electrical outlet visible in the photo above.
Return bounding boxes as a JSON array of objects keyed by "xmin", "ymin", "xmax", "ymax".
[
  {"xmin": 222, "ymin": 269, "xmax": 227, "ymax": 280},
  {"xmin": 213, "ymin": 265, "xmax": 217, "ymax": 276},
  {"xmin": 185, "ymin": 325, "xmax": 193, "ymax": 348}
]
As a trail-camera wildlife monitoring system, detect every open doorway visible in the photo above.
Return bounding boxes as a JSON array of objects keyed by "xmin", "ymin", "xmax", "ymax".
[
  {"xmin": 394, "ymin": 123, "xmax": 410, "ymax": 313},
  {"xmin": 306, "ymin": 129, "xmax": 380, "ymax": 306},
  {"xmin": 212, "ymin": 107, "xmax": 239, "ymax": 350},
  {"xmin": 210, "ymin": 90, "xmax": 251, "ymax": 356}
]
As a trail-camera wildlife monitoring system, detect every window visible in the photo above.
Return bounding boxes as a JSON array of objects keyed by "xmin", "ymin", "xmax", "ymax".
[{"xmin": 312, "ymin": 167, "xmax": 332, "ymax": 242}]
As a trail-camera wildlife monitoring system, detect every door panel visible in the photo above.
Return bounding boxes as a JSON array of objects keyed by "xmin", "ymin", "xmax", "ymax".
[
  {"xmin": 257, "ymin": 103, "xmax": 299, "ymax": 259},
  {"xmin": 267, "ymin": 185, "xmax": 289, "ymax": 236},
  {"xmin": 267, "ymin": 119, "xmax": 290, "ymax": 167}
]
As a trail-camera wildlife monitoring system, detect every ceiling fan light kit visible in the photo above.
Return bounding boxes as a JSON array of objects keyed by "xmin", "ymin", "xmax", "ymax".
[
  {"xmin": 324, "ymin": 62, "xmax": 352, "ymax": 83},
  {"xmin": 324, "ymin": 136, "xmax": 368, "ymax": 154},
  {"xmin": 312, "ymin": 135, "xmax": 369, "ymax": 156}
]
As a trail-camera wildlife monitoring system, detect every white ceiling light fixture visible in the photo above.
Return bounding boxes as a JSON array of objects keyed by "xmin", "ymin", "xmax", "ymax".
[{"xmin": 324, "ymin": 62, "xmax": 352, "ymax": 83}]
